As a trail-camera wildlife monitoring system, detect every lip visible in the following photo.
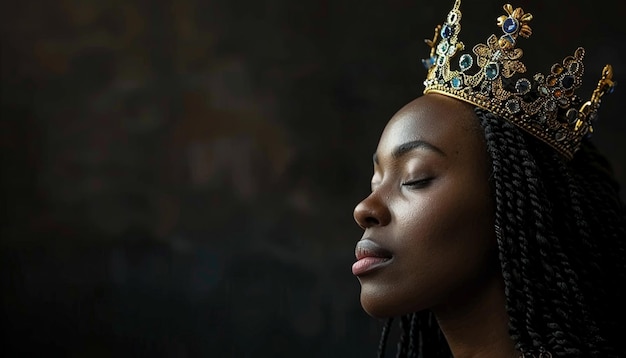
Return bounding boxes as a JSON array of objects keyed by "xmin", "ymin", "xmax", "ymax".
[{"xmin": 352, "ymin": 239, "xmax": 393, "ymax": 276}]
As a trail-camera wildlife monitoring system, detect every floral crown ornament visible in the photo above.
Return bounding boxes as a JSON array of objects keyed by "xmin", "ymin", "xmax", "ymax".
[{"xmin": 422, "ymin": 0, "xmax": 616, "ymax": 159}]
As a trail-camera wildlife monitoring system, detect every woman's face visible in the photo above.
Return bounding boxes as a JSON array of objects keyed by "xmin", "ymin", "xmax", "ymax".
[{"xmin": 353, "ymin": 94, "xmax": 500, "ymax": 318}]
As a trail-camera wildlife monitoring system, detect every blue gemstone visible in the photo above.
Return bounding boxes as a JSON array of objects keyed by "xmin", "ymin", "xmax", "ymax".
[
  {"xmin": 441, "ymin": 24, "xmax": 454, "ymax": 39},
  {"xmin": 503, "ymin": 17, "xmax": 518, "ymax": 34},
  {"xmin": 506, "ymin": 99, "xmax": 520, "ymax": 113},
  {"xmin": 437, "ymin": 41, "xmax": 449, "ymax": 55},
  {"xmin": 515, "ymin": 78, "xmax": 531, "ymax": 94},
  {"xmin": 422, "ymin": 55, "xmax": 437, "ymax": 69},
  {"xmin": 608, "ymin": 83, "xmax": 616, "ymax": 94},
  {"xmin": 437, "ymin": 55, "xmax": 446, "ymax": 66},
  {"xmin": 561, "ymin": 75, "xmax": 575, "ymax": 89},
  {"xmin": 451, "ymin": 77, "xmax": 462, "ymax": 89},
  {"xmin": 485, "ymin": 63, "xmax": 499, "ymax": 80},
  {"xmin": 459, "ymin": 54, "xmax": 473, "ymax": 71},
  {"xmin": 501, "ymin": 34, "xmax": 516, "ymax": 46}
]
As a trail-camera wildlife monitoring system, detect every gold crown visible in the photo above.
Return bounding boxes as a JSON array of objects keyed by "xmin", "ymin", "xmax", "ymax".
[{"xmin": 422, "ymin": 0, "xmax": 616, "ymax": 159}]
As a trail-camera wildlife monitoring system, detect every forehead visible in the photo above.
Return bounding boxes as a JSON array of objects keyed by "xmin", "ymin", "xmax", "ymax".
[{"xmin": 377, "ymin": 94, "xmax": 483, "ymax": 160}]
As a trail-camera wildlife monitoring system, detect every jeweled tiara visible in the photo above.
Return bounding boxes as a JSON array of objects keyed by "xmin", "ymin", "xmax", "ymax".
[{"xmin": 422, "ymin": 0, "xmax": 615, "ymax": 159}]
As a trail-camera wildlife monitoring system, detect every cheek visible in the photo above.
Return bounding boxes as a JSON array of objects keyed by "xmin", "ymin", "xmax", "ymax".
[
  {"xmin": 392, "ymin": 179, "xmax": 497, "ymax": 305},
  {"xmin": 395, "ymin": 195, "xmax": 477, "ymax": 275},
  {"xmin": 398, "ymin": 181, "xmax": 493, "ymax": 250},
  {"xmin": 423, "ymin": 178, "xmax": 495, "ymax": 263}
]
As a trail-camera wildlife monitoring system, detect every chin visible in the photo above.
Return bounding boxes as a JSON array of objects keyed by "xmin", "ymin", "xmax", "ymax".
[{"xmin": 359, "ymin": 286, "xmax": 408, "ymax": 319}]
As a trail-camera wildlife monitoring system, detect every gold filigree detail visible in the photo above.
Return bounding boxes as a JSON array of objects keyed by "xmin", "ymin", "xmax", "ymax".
[{"xmin": 473, "ymin": 35, "xmax": 526, "ymax": 78}]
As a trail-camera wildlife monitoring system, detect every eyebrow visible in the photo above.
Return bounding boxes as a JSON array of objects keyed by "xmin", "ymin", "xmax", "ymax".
[{"xmin": 373, "ymin": 140, "xmax": 446, "ymax": 164}]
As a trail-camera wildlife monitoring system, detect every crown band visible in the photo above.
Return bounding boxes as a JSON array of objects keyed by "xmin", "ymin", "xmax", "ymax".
[{"xmin": 421, "ymin": 0, "xmax": 615, "ymax": 159}]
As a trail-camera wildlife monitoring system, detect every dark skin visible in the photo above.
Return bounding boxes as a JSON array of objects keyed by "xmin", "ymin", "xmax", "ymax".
[{"xmin": 353, "ymin": 94, "xmax": 519, "ymax": 358}]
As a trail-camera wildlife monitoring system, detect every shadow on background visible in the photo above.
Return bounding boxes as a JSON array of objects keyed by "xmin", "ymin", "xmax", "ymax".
[{"xmin": 2, "ymin": 0, "xmax": 625, "ymax": 357}]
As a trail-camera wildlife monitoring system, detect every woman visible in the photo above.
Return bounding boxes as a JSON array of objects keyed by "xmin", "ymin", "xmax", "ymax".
[{"xmin": 351, "ymin": 1, "xmax": 626, "ymax": 357}]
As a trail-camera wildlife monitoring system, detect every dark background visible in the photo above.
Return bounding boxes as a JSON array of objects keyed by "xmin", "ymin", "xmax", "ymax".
[{"xmin": 2, "ymin": 0, "xmax": 625, "ymax": 357}]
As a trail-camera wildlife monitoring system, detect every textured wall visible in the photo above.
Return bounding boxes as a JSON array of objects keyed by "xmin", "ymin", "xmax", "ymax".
[{"xmin": 2, "ymin": 0, "xmax": 625, "ymax": 356}]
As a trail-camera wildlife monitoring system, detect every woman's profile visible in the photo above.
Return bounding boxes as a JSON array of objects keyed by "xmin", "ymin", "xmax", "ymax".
[{"xmin": 351, "ymin": 1, "xmax": 626, "ymax": 357}]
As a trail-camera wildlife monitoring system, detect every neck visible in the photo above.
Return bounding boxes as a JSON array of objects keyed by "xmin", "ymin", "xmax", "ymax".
[{"xmin": 432, "ymin": 273, "xmax": 519, "ymax": 358}]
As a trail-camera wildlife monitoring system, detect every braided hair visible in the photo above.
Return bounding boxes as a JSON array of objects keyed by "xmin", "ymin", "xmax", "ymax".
[{"xmin": 377, "ymin": 108, "xmax": 626, "ymax": 358}]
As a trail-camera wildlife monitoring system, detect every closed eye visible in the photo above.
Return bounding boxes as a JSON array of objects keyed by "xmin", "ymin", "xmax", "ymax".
[{"xmin": 402, "ymin": 177, "xmax": 434, "ymax": 189}]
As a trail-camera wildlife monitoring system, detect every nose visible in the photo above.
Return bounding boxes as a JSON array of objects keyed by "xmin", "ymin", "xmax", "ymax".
[{"xmin": 353, "ymin": 192, "xmax": 391, "ymax": 229}]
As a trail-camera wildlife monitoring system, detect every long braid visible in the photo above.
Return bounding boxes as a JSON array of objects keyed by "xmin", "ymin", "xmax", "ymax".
[
  {"xmin": 408, "ymin": 313, "xmax": 418, "ymax": 358},
  {"xmin": 477, "ymin": 109, "xmax": 626, "ymax": 356},
  {"xmin": 531, "ymin": 142, "xmax": 624, "ymax": 357},
  {"xmin": 542, "ymin": 152, "xmax": 604, "ymax": 355},
  {"xmin": 528, "ymin": 150, "xmax": 587, "ymax": 355},
  {"xmin": 477, "ymin": 109, "xmax": 535, "ymax": 352},
  {"xmin": 396, "ymin": 315, "xmax": 411, "ymax": 358},
  {"xmin": 501, "ymin": 120, "xmax": 550, "ymax": 349},
  {"xmin": 514, "ymin": 147, "xmax": 583, "ymax": 355},
  {"xmin": 569, "ymin": 143, "xmax": 626, "ymax": 356},
  {"xmin": 477, "ymin": 109, "xmax": 601, "ymax": 355},
  {"xmin": 378, "ymin": 318, "xmax": 394, "ymax": 358}
]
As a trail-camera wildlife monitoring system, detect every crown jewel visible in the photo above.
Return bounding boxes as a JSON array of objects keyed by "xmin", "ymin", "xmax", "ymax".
[{"xmin": 422, "ymin": 0, "xmax": 616, "ymax": 159}]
